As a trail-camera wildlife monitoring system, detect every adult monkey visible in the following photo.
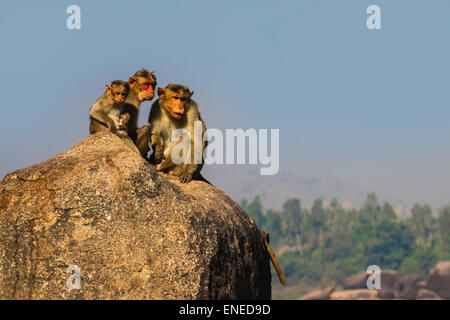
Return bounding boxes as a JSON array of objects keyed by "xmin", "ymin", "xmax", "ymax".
[
  {"xmin": 148, "ymin": 83, "xmax": 207, "ymax": 183},
  {"xmin": 123, "ymin": 69, "xmax": 157, "ymax": 156}
]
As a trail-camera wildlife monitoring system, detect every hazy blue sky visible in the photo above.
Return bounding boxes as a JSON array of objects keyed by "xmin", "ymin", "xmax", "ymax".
[{"xmin": 1, "ymin": 0, "xmax": 449, "ymax": 208}]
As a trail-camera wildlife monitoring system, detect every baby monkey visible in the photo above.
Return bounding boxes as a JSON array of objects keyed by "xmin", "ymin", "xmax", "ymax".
[
  {"xmin": 89, "ymin": 80, "xmax": 131, "ymax": 135},
  {"xmin": 117, "ymin": 112, "xmax": 130, "ymax": 135}
]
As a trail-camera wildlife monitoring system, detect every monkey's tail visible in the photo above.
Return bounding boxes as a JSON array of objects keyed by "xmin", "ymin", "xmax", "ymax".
[{"xmin": 264, "ymin": 239, "xmax": 287, "ymax": 287}]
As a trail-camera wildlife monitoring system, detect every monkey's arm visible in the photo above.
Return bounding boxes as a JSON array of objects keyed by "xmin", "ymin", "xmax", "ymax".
[
  {"xmin": 90, "ymin": 106, "xmax": 116, "ymax": 133},
  {"xmin": 150, "ymin": 132, "xmax": 165, "ymax": 164},
  {"xmin": 122, "ymin": 103, "xmax": 139, "ymax": 137},
  {"xmin": 148, "ymin": 102, "xmax": 164, "ymax": 162},
  {"xmin": 177, "ymin": 120, "xmax": 207, "ymax": 183}
]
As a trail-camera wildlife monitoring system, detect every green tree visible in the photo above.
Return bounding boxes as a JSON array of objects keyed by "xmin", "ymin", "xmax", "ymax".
[
  {"xmin": 239, "ymin": 198, "xmax": 248, "ymax": 210},
  {"xmin": 245, "ymin": 196, "xmax": 266, "ymax": 227},
  {"xmin": 329, "ymin": 197, "xmax": 339, "ymax": 210},
  {"xmin": 379, "ymin": 202, "xmax": 396, "ymax": 222},
  {"xmin": 410, "ymin": 203, "xmax": 433, "ymax": 246},
  {"xmin": 400, "ymin": 245, "xmax": 437, "ymax": 276},
  {"xmin": 360, "ymin": 192, "xmax": 381, "ymax": 225},
  {"xmin": 327, "ymin": 208, "xmax": 353, "ymax": 260},
  {"xmin": 365, "ymin": 220, "xmax": 415, "ymax": 270},
  {"xmin": 311, "ymin": 198, "xmax": 326, "ymax": 249},
  {"xmin": 265, "ymin": 209, "xmax": 284, "ymax": 247},
  {"xmin": 438, "ymin": 206, "xmax": 450, "ymax": 250},
  {"xmin": 282, "ymin": 198, "xmax": 303, "ymax": 254}
]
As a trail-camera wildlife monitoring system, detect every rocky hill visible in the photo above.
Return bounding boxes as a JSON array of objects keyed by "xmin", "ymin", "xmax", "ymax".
[{"xmin": 0, "ymin": 131, "xmax": 271, "ymax": 299}]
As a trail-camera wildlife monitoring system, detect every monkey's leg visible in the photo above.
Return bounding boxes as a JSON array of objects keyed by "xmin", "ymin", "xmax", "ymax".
[
  {"xmin": 184, "ymin": 125, "xmax": 207, "ymax": 181},
  {"xmin": 166, "ymin": 141, "xmax": 204, "ymax": 183},
  {"xmin": 170, "ymin": 161, "xmax": 210, "ymax": 184},
  {"xmin": 135, "ymin": 125, "xmax": 151, "ymax": 157},
  {"xmin": 175, "ymin": 132, "xmax": 208, "ymax": 182},
  {"xmin": 156, "ymin": 159, "xmax": 174, "ymax": 172},
  {"xmin": 179, "ymin": 140, "xmax": 205, "ymax": 182},
  {"xmin": 168, "ymin": 163, "xmax": 199, "ymax": 183},
  {"xmin": 89, "ymin": 118, "xmax": 109, "ymax": 134}
]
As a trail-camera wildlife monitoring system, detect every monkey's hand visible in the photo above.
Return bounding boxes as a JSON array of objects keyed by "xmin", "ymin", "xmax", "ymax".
[
  {"xmin": 119, "ymin": 113, "xmax": 130, "ymax": 129},
  {"xmin": 107, "ymin": 120, "xmax": 117, "ymax": 133},
  {"xmin": 179, "ymin": 174, "xmax": 193, "ymax": 183},
  {"xmin": 153, "ymin": 146, "xmax": 165, "ymax": 164}
]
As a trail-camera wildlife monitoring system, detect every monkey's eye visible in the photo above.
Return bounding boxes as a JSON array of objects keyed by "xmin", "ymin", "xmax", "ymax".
[
  {"xmin": 180, "ymin": 98, "xmax": 187, "ymax": 102},
  {"xmin": 172, "ymin": 96, "xmax": 180, "ymax": 100},
  {"xmin": 142, "ymin": 82, "xmax": 154, "ymax": 89}
]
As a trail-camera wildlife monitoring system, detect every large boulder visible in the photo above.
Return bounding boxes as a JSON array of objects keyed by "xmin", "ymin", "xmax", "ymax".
[
  {"xmin": 427, "ymin": 261, "xmax": 450, "ymax": 299},
  {"xmin": 380, "ymin": 270, "xmax": 403, "ymax": 289},
  {"xmin": 342, "ymin": 269, "xmax": 401, "ymax": 290},
  {"xmin": 342, "ymin": 271, "xmax": 367, "ymax": 290},
  {"xmin": 416, "ymin": 289, "xmax": 441, "ymax": 300},
  {"xmin": 394, "ymin": 274, "xmax": 424, "ymax": 300},
  {"xmin": 330, "ymin": 289, "xmax": 379, "ymax": 300},
  {"xmin": 378, "ymin": 288, "xmax": 398, "ymax": 299},
  {"xmin": 298, "ymin": 282, "xmax": 336, "ymax": 300},
  {"xmin": 0, "ymin": 131, "xmax": 271, "ymax": 299}
]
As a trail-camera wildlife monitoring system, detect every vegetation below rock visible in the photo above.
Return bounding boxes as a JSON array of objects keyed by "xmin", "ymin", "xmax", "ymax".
[{"xmin": 240, "ymin": 194, "xmax": 450, "ymax": 299}]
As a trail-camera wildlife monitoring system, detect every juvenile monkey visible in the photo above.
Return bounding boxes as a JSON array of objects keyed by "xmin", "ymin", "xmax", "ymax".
[
  {"xmin": 148, "ymin": 84, "xmax": 207, "ymax": 183},
  {"xmin": 89, "ymin": 80, "xmax": 130, "ymax": 134}
]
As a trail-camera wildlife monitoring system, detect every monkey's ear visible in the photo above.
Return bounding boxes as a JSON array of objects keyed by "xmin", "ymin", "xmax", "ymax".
[
  {"xmin": 128, "ymin": 77, "xmax": 136, "ymax": 87},
  {"xmin": 190, "ymin": 90, "xmax": 194, "ymax": 97},
  {"xmin": 157, "ymin": 87, "xmax": 165, "ymax": 97},
  {"xmin": 105, "ymin": 85, "xmax": 112, "ymax": 95}
]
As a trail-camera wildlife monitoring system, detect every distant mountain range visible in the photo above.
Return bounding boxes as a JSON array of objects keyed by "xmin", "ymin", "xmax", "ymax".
[{"xmin": 203, "ymin": 165, "xmax": 411, "ymax": 218}]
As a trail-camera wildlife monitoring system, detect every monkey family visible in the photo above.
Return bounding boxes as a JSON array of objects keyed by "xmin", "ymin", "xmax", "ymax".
[
  {"xmin": 89, "ymin": 69, "xmax": 206, "ymax": 183},
  {"xmin": 88, "ymin": 69, "xmax": 286, "ymax": 285}
]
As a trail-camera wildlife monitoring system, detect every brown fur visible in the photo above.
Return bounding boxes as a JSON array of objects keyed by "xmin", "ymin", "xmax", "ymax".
[
  {"xmin": 148, "ymin": 84, "xmax": 207, "ymax": 183},
  {"xmin": 122, "ymin": 69, "xmax": 157, "ymax": 156}
]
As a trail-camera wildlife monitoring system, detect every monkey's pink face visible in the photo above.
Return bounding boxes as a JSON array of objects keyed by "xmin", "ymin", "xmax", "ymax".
[{"xmin": 137, "ymin": 79, "xmax": 155, "ymax": 101}]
